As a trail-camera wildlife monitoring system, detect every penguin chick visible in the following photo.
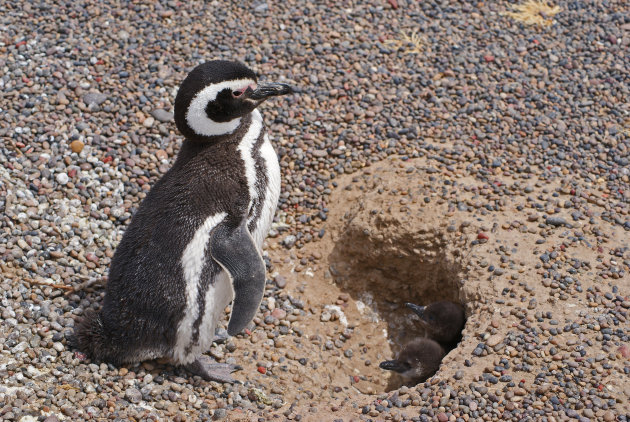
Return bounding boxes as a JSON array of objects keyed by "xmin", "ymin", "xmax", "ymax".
[
  {"xmin": 75, "ymin": 60, "xmax": 294, "ymax": 383},
  {"xmin": 379, "ymin": 338, "xmax": 445, "ymax": 384},
  {"xmin": 405, "ymin": 301, "xmax": 465, "ymax": 345}
]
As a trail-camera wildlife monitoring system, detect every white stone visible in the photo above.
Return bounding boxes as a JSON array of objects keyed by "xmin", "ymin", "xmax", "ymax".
[{"xmin": 56, "ymin": 172, "xmax": 69, "ymax": 185}]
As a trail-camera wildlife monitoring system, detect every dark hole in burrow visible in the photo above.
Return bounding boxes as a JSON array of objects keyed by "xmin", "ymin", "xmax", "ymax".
[{"xmin": 329, "ymin": 223, "xmax": 470, "ymax": 390}]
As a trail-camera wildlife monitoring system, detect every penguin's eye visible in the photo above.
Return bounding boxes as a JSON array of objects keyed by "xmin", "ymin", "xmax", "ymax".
[{"xmin": 232, "ymin": 90, "xmax": 244, "ymax": 98}]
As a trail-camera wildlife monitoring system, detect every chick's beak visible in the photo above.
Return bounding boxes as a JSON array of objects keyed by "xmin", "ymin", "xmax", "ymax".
[
  {"xmin": 379, "ymin": 360, "xmax": 410, "ymax": 373},
  {"xmin": 248, "ymin": 82, "xmax": 294, "ymax": 101},
  {"xmin": 405, "ymin": 303, "xmax": 426, "ymax": 318}
]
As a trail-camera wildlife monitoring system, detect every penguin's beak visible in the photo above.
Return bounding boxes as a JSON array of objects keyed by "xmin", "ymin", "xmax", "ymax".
[
  {"xmin": 405, "ymin": 302, "xmax": 426, "ymax": 319},
  {"xmin": 406, "ymin": 302, "xmax": 434, "ymax": 329},
  {"xmin": 248, "ymin": 83, "xmax": 294, "ymax": 101},
  {"xmin": 379, "ymin": 360, "xmax": 411, "ymax": 373}
]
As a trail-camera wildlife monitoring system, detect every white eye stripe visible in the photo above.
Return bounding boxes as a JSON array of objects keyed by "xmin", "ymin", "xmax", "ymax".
[
  {"xmin": 192, "ymin": 78, "xmax": 255, "ymax": 102},
  {"xmin": 186, "ymin": 78, "xmax": 256, "ymax": 137}
]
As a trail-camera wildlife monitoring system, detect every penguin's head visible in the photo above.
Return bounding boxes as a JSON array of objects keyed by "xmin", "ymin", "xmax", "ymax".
[
  {"xmin": 405, "ymin": 301, "xmax": 465, "ymax": 344},
  {"xmin": 174, "ymin": 60, "xmax": 293, "ymax": 142},
  {"xmin": 379, "ymin": 338, "xmax": 445, "ymax": 383}
]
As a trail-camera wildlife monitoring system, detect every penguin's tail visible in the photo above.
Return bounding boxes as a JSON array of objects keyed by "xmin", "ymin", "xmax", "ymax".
[{"xmin": 74, "ymin": 310, "xmax": 113, "ymax": 363}]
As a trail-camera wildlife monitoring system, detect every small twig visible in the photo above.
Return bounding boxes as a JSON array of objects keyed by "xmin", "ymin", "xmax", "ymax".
[
  {"xmin": 384, "ymin": 30, "xmax": 424, "ymax": 55},
  {"xmin": 24, "ymin": 278, "xmax": 73, "ymax": 291},
  {"xmin": 70, "ymin": 277, "xmax": 105, "ymax": 293},
  {"xmin": 23, "ymin": 276, "xmax": 105, "ymax": 293},
  {"xmin": 10, "ymin": 141, "xmax": 24, "ymax": 156},
  {"xmin": 503, "ymin": 0, "xmax": 561, "ymax": 27}
]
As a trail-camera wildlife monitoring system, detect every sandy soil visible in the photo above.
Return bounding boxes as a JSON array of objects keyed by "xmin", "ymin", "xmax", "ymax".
[{"xmin": 223, "ymin": 155, "xmax": 629, "ymax": 420}]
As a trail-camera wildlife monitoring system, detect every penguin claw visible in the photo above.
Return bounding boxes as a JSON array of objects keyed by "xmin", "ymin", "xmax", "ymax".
[{"xmin": 185, "ymin": 355, "xmax": 242, "ymax": 384}]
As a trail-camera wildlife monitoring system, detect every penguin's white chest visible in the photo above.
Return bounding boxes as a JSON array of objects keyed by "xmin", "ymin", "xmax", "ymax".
[
  {"xmin": 238, "ymin": 109, "xmax": 281, "ymax": 249},
  {"xmin": 249, "ymin": 135, "xmax": 280, "ymax": 247},
  {"xmin": 173, "ymin": 111, "xmax": 280, "ymax": 364},
  {"xmin": 174, "ymin": 212, "xmax": 229, "ymax": 364}
]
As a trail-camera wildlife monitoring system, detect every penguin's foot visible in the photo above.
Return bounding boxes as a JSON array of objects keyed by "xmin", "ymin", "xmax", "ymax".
[
  {"xmin": 212, "ymin": 328, "xmax": 229, "ymax": 345},
  {"xmin": 185, "ymin": 355, "xmax": 242, "ymax": 384}
]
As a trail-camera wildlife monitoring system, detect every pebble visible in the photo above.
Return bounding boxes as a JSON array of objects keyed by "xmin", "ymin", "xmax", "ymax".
[
  {"xmin": 486, "ymin": 334, "xmax": 502, "ymax": 347},
  {"xmin": 546, "ymin": 216, "xmax": 568, "ymax": 227},
  {"xmin": 125, "ymin": 387, "xmax": 142, "ymax": 404},
  {"xmin": 213, "ymin": 409, "xmax": 227, "ymax": 420},
  {"xmin": 151, "ymin": 109, "xmax": 174, "ymax": 122},
  {"xmin": 271, "ymin": 308, "xmax": 286, "ymax": 319},
  {"xmin": 283, "ymin": 235, "xmax": 297, "ymax": 248},
  {"xmin": 143, "ymin": 116, "xmax": 155, "ymax": 128},
  {"xmin": 55, "ymin": 173, "xmax": 69, "ymax": 185},
  {"xmin": 156, "ymin": 149, "xmax": 168, "ymax": 160},
  {"xmin": 70, "ymin": 140, "xmax": 84, "ymax": 153},
  {"xmin": 83, "ymin": 92, "xmax": 108, "ymax": 106},
  {"xmin": 274, "ymin": 275, "xmax": 287, "ymax": 289}
]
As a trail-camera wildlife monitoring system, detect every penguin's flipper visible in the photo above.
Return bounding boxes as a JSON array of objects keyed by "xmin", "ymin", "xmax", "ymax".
[{"xmin": 209, "ymin": 220, "xmax": 266, "ymax": 336}]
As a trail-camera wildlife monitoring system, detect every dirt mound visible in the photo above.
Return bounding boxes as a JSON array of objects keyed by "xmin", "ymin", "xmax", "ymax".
[
  {"xmin": 226, "ymin": 155, "xmax": 628, "ymax": 420},
  {"xmin": 327, "ymin": 169, "xmax": 480, "ymax": 389}
]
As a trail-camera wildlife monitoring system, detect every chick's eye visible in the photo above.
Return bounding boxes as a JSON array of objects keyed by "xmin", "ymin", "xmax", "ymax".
[{"xmin": 232, "ymin": 90, "xmax": 244, "ymax": 97}]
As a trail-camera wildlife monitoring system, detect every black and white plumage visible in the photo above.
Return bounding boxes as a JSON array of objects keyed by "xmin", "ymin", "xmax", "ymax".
[{"xmin": 75, "ymin": 60, "xmax": 293, "ymax": 382}]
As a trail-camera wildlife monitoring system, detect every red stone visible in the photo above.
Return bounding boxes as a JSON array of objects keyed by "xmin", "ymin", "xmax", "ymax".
[
  {"xmin": 271, "ymin": 308, "xmax": 286, "ymax": 319},
  {"xmin": 257, "ymin": 366, "xmax": 266, "ymax": 374},
  {"xmin": 477, "ymin": 232, "xmax": 489, "ymax": 240}
]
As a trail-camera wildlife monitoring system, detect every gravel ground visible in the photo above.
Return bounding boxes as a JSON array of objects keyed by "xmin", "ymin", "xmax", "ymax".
[{"xmin": 0, "ymin": 0, "xmax": 628, "ymax": 420}]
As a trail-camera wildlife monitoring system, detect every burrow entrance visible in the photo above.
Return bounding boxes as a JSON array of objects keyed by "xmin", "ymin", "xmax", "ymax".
[{"xmin": 328, "ymin": 210, "xmax": 473, "ymax": 390}]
